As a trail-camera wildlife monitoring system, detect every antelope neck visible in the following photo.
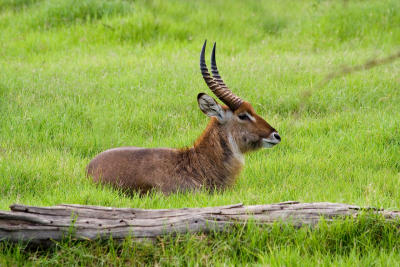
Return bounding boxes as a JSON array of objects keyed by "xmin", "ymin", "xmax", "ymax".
[{"xmin": 192, "ymin": 119, "xmax": 244, "ymax": 166}]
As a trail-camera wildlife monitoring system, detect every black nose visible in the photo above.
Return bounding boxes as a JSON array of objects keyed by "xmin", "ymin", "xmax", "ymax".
[{"xmin": 273, "ymin": 132, "xmax": 281, "ymax": 141}]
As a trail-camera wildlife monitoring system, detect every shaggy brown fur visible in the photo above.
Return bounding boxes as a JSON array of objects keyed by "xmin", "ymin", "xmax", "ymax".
[
  {"xmin": 87, "ymin": 42, "xmax": 281, "ymax": 194},
  {"xmin": 87, "ymin": 103, "xmax": 278, "ymax": 194}
]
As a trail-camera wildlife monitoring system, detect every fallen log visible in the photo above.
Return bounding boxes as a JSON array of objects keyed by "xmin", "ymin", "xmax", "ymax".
[{"xmin": 0, "ymin": 201, "xmax": 399, "ymax": 244}]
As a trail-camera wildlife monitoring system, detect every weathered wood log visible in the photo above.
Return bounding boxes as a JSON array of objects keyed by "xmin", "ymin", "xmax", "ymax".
[{"xmin": 0, "ymin": 201, "xmax": 399, "ymax": 244}]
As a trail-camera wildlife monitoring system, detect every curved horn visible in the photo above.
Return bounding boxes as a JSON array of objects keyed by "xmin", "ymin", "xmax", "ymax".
[
  {"xmin": 200, "ymin": 40, "xmax": 243, "ymax": 111},
  {"xmin": 211, "ymin": 42, "xmax": 243, "ymax": 110}
]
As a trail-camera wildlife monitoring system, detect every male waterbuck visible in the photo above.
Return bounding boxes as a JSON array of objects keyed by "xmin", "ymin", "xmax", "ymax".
[{"xmin": 87, "ymin": 41, "xmax": 281, "ymax": 194}]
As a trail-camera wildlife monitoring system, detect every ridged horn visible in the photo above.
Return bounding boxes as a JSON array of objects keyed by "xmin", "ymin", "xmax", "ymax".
[
  {"xmin": 211, "ymin": 42, "xmax": 243, "ymax": 110},
  {"xmin": 200, "ymin": 40, "xmax": 243, "ymax": 111}
]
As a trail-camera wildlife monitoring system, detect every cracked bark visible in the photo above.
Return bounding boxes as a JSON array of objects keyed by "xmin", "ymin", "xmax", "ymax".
[{"xmin": 1, "ymin": 201, "xmax": 399, "ymax": 244}]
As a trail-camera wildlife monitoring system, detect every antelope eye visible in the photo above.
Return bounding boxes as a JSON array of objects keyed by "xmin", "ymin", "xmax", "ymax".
[{"xmin": 238, "ymin": 114, "xmax": 250, "ymax": 121}]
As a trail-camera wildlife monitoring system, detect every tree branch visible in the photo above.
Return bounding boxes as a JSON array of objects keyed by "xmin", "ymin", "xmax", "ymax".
[{"xmin": 0, "ymin": 202, "xmax": 399, "ymax": 245}]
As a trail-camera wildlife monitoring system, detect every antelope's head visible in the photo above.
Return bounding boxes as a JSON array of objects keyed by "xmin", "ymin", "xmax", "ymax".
[{"xmin": 198, "ymin": 41, "xmax": 281, "ymax": 153}]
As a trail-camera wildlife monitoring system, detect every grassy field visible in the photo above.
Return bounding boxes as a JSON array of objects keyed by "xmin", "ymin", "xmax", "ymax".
[{"xmin": 0, "ymin": 0, "xmax": 399, "ymax": 265}]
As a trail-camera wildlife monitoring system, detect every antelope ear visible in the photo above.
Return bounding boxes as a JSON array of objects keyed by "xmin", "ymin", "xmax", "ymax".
[{"xmin": 197, "ymin": 93, "xmax": 226, "ymax": 122}]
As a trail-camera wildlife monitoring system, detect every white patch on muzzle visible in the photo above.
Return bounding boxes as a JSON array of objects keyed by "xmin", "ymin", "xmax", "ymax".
[{"xmin": 262, "ymin": 132, "xmax": 281, "ymax": 148}]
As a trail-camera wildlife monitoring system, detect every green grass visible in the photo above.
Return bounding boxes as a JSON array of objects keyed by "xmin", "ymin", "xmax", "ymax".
[{"xmin": 0, "ymin": 0, "xmax": 399, "ymax": 265}]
